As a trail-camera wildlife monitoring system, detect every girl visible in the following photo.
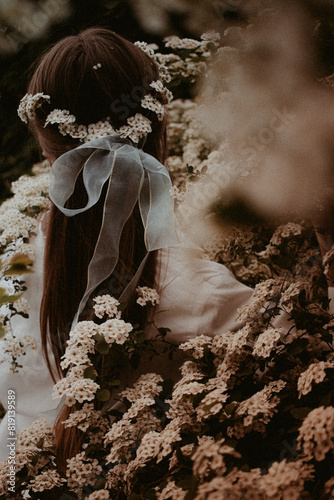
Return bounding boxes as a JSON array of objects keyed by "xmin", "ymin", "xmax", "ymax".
[{"xmin": 1, "ymin": 27, "xmax": 333, "ymax": 468}]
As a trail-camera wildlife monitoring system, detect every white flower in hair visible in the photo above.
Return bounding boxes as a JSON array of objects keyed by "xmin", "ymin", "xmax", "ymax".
[
  {"xmin": 118, "ymin": 113, "xmax": 152, "ymax": 143},
  {"xmin": 156, "ymin": 63, "xmax": 171, "ymax": 83},
  {"xmin": 141, "ymin": 95, "xmax": 165, "ymax": 121},
  {"xmin": 85, "ymin": 120, "xmax": 116, "ymax": 142},
  {"xmin": 71, "ymin": 124, "xmax": 88, "ymax": 140},
  {"xmin": 44, "ymin": 109, "xmax": 76, "ymax": 127},
  {"xmin": 135, "ymin": 40, "xmax": 171, "ymax": 84},
  {"xmin": 134, "ymin": 41, "xmax": 156, "ymax": 58},
  {"xmin": 58, "ymin": 123, "xmax": 88, "ymax": 140},
  {"xmin": 17, "ymin": 92, "xmax": 50, "ymax": 123},
  {"xmin": 150, "ymin": 80, "xmax": 173, "ymax": 103}
]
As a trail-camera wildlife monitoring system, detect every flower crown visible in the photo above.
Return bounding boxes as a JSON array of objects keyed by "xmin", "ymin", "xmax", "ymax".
[{"xmin": 17, "ymin": 42, "xmax": 172, "ymax": 144}]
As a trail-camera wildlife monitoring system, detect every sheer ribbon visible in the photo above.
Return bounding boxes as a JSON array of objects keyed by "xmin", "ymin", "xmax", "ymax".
[{"xmin": 49, "ymin": 134, "xmax": 181, "ymax": 327}]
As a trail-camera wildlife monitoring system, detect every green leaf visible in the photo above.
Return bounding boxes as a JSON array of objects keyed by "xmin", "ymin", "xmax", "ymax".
[
  {"xmin": 224, "ymin": 402, "xmax": 237, "ymax": 415},
  {"xmin": 117, "ymin": 301, "xmax": 127, "ymax": 313},
  {"xmin": 129, "ymin": 351, "xmax": 141, "ymax": 369},
  {"xmin": 110, "ymin": 379, "xmax": 120, "ymax": 387},
  {"xmin": 31, "ymin": 451, "xmax": 40, "ymax": 466},
  {"xmin": 96, "ymin": 389, "xmax": 111, "ymax": 402},
  {"xmin": 287, "ymin": 338, "xmax": 309, "ymax": 355},
  {"xmin": 84, "ymin": 366, "xmax": 96, "ymax": 380},
  {"xmin": 236, "ymin": 366, "xmax": 253, "ymax": 377},
  {"xmin": 93, "ymin": 333, "xmax": 104, "ymax": 342},
  {"xmin": 3, "ymin": 266, "xmax": 34, "ymax": 276},
  {"xmin": 9, "ymin": 254, "xmax": 34, "ymax": 267},
  {"xmin": 95, "ymin": 340, "xmax": 110, "ymax": 355},
  {"xmin": 0, "ymin": 292, "xmax": 22, "ymax": 306},
  {"xmin": 3, "ymin": 253, "xmax": 34, "ymax": 276},
  {"xmin": 94, "ymin": 477, "xmax": 106, "ymax": 490},
  {"xmin": 321, "ymin": 330, "xmax": 333, "ymax": 343},
  {"xmin": 134, "ymin": 331, "xmax": 146, "ymax": 344},
  {"xmin": 157, "ymin": 327, "xmax": 171, "ymax": 337},
  {"xmin": 290, "ymin": 407, "xmax": 311, "ymax": 420}
]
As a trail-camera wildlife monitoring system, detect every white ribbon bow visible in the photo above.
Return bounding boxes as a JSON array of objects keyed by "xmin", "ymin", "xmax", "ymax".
[{"xmin": 49, "ymin": 134, "xmax": 180, "ymax": 327}]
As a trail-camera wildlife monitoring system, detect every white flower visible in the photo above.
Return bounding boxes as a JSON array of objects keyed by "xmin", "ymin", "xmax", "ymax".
[
  {"xmin": 136, "ymin": 286, "xmax": 160, "ymax": 306},
  {"xmin": 297, "ymin": 360, "xmax": 334, "ymax": 397},
  {"xmin": 52, "ymin": 365, "xmax": 99, "ymax": 405},
  {"xmin": 29, "ymin": 470, "xmax": 65, "ymax": 492},
  {"xmin": 87, "ymin": 490, "xmax": 110, "ymax": 499},
  {"xmin": 60, "ymin": 344, "xmax": 92, "ymax": 369},
  {"xmin": 44, "ymin": 109, "xmax": 76, "ymax": 127},
  {"xmin": 99, "ymin": 318, "xmax": 132, "ymax": 344},
  {"xmin": 2, "ymin": 335, "xmax": 37, "ymax": 360},
  {"xmin": 253, "ymin": 327, "xmax": 283, "ymax": 358},
  {"xmin": 141, "ymin": 94, "xmax": 165, "ymax": 120},
  {"xmin": 179, "ymin": 335, "xmax": 212, "ymax": 359},
  {"xmin": 13, "ymin": 297, "xmax": 30, "ymax": 314},
  {"xmin": 0, "ymin": 209, "xmax": 37, "ymax": 245},
  {"xmin": 118, "ymin": 113, "xmax": 152, "ymax": 143},
  {"xmin": 85, "ymin": 120, "xmax": 116, "ymax": 142},
  {"xmin": 93, "ymin": 294, "xmax": 120, "ymax": 319},
  {"xmin": 150, "ymin": 80, "xmax": 173, "ymax": 103},
  {"xmin": 134, "ymin": 41, "xmax": 156, "ymax": 58},
  {"xmin": 201, "ymin": 31, "xmax": 221, "ymax": 42},
  {"xmin": 17, "ymin": 93, "xmax": 50, "ymax": 123},
  {"xmin": 164, "ymin": 36, "xmax": 202, "ymax": 50}
]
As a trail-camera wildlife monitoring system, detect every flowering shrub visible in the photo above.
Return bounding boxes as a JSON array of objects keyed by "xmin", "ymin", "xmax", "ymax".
[
  {"xmin": 0, "ymin": 160, "xmax": 50, "ymax": 371},
  {"xmin": 0, "ymin": 33, "xmax": 334, "ymax": 499}
]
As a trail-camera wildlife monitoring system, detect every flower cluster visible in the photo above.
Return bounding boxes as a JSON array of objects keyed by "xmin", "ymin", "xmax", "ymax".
[
  {"xmin": 297, "ymin": 406, "xmax": 334, "ymax": 461},
  {"xmin": 17, "ymin": 39, "xmax": 178, "ymax": 145},
  {"xmin": 118, "ymin": 113, "xmax": 152, "ymax": 143},
  {"xmin": 17, "ymin": 93, "xmax": 50, "ymax": 123},
  {"xmin": 252, "ymin": 327, "xmax": 283, "ymax": 358},
  {"xmin": 0, "ymin": 161, "xmax": 50, "ymax": 370},
  {"xmin": 2, "ymin": 30, "xmax": 334, "ymax": 500},
  {"xmin": 297, "ymin": 359, "xmax": 334, "ymax": 397},
  {"xmin": 141, "ymin": 95, "xmax": 165, "ymax": 121},
  {"xmin": 136, "ymin": 286, "xmax": 160, "ymax": 306},
  {"xmin": 93, "ymin": 295, "xmax": 121, "ymax": 319},
  {"xmin": 1, "ymin": 208, "xmax": 334, "ymax": 498},
  {"xmin": 51, "ymin": 312, "xmax": 132, "ymax": 406}
]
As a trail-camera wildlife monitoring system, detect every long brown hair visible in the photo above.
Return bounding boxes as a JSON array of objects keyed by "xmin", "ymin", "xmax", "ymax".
[{"xmin": 27, "ymin": 27, "xmax": 167, "ymax": 469}]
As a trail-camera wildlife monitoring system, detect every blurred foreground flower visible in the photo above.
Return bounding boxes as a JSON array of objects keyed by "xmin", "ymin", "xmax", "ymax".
[{"xmin": 178, "ymin": 2, "xmax": 334, "ymax": 244}]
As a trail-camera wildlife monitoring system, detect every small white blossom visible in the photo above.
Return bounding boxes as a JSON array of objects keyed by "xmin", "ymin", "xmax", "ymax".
[
  {"xmin": 118, "ymin": 113, "xmax": 152, "ymax": 143},
  {"xmin": 99, "ymin": 318, "xmax": 133, "ymax": 344},
  {"xmin": 150, "ymin": 80, "xmax": 173, "ymax": 103},
  {"xmin": 17, "ymin": 93, "xmax": 50, "ymax": 123},
  {"xmin": 141, "ymin": 94, "xmax": 165, "ymax": 120},
  {"xmin": 136, "ymin": 286, "xmax": 160, "ymax": 306},
  {"xmin": 93, "ymin": 295, "xmax": 120, "ymax": 319},
  {"xmin": 44, "ymin": 109, "xmax": 76, "ymax": 127}
]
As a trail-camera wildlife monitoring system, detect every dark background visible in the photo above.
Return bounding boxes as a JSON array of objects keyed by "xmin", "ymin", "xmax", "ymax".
[{"xmin": 0, "ymin": 0, "xmax": 175, "ymax": 201}]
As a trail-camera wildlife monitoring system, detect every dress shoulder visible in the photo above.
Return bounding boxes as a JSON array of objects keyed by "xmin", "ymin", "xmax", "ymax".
[{"xmin": 148, "ymin": 246, "xmax": 253, "ymax": 344}]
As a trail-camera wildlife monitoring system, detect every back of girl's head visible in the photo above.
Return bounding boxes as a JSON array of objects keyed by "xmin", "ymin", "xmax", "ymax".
[
  {"xmin": 31, "ymin": 28, "xmax": 165, "ymax": 465},
  {"xmin": 28, "ymin": 28, "xmax": 166, "ymax": 161}
]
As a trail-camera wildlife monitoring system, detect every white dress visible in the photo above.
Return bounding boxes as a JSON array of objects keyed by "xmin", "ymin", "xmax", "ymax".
[{"xmin": 0, "ymin": 226, "xmax": 332, "ymax": 461}]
